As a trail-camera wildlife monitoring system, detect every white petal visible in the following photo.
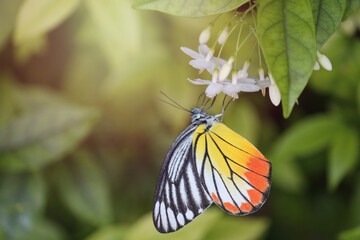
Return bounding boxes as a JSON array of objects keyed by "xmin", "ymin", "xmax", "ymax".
[
  {"xmin": 189, "ymin": 59, "xmax": 212, "ymax": 70},
  {"xmin": 239, "ymin": 83, "xmax": 261, "ymax": 92},
  {"xmin": 256, "ymin": 78, "xmax": 271, "ymax": 88},
  {"xmin": 258, "ymin": 68, "xmax": 265, "ymax": 80},
  {"xmin": 222, "ymin": 85, "xmax": 239, "ymax": 98},
  {"xmin": 223, "ymin": 82, "xmax": 260, "ymax": 95},
  {"xmin": 187, "ymin": 78, "xmax": 212, "ymax": 85},
  {"xmin": 269, "ymin": 85, "xmax": 281, "ymax": 106},
  {"xmin": 180, "ymin": 47, "xmax": 202, "ymax": 59},
  {"xmin": 238, "ymin": 70, "xmax": 249, "ymax": 79},
  {"xmin": 210, "ymin": 57, "xmax": 227, "ymax": 68},
  {"xmin": 313, "ymin": 61, "xmax": 320, "ymax": 70},
  {"xmin": 198, "ymin": 44, "xmax": 210, "ymax": 56},
  {"xmin": 231, "ymin": 72, "xmax": 238, "ymax": 85},
  {"xmin": 204, "ymin": 49, "xmax": 214, "ymax": 62},
  {"xmin": 242, "ymin": 61, "xmax": 250, "ymax": 73},
  {"xmin": 205, "ymin": 83, "xmax": 223, "ymax": 98},
  {"xmin": 223, "ymin": 84, "xmax": 239, "ymax": 95},
  {"xmin": 238, "ymin": 77, "xmax": 256, "ymax": 84}
]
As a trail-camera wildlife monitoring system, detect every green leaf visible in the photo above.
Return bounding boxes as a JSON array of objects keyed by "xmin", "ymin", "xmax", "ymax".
[
  {"xmin": 339, "ymin": 225, "xmax": 360, "ymax": 240},
  {"xmin": 126, "ymin": 209, "xmax": 221, "ymax": 240},
  {"xmin": 54, "ymin": 151, "xmax": 113, "ymax": 226},
  {"xmin": 125, "ymin": 209, "xmax": 269, "ymax": 240},
  {"xmin": 328, "ymin": 126, "xmax": 359, "ymax": 190},
  {"xmin": 225, "ymin": 100, "xmax": 260, "ymax": 144},
  {"xmin": 85, "ymin": 0, "xmax": 142, "ymax": 70},
  {"xmin": 0, "ymin": 74, "xmax": 17, "ymax": 129},
  {"xmin": 271, "ymin": 158, "xmax": 307, "ymax": 193},
  {"xmin": 271, "ymin": 114, "xmax": 342, "ymax": 159},
  {"xmin": 132, "ymin": 0, "xmax": 248, "ymax": 17},
  {"xmin": 0, "ymin": 0, "xmax": 22, "ymax": 50},
  {"xmin": 204, "ymin": 217, "xmax": 270, "ymax": 240},
  {"xmin": 358, "ymin": 82, "xmax": 360, "ymax": 114},
  {"xmin": 21, "ymin": 218, "xmax": 66, "ymax": 240},
  {"xmin": 15, "ymin": 34, "xmax": 47, "ymax": 64},
  {"xmin": 342, "ymin": 0, "xmax": 360, "ymax": 20},
  {"xmin": 310, "ymin": 0, "xmax": 347, "ymax": 49},
  {"xmin": 0, "ymin": 172, "xmax": 45, "ymax": 240},
  {"xmin": 14, "ymin": 0, "xmax": 81, "ymax": 45},
  {"xmin": 350, "ymin": 175, "xmax": 360, "ymax": 226},
  {"xmin": 257, "ymin": 0, "xmax": 317, "ymax": 117},
  {"xmin": 270, "ymin": 114, "xmax": 343, "ymax": 193},
  {"xmin": 0, "ymin": 87, "xmax": 99, "ymax": 171},
  {"xmin": 85, "ymin": 225, "xmax": 128, "ymax": 240}
]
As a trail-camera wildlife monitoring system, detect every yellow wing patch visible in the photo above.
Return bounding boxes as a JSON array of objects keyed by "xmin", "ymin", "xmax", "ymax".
[{"xmin": 193, "ymin": 122, "xmax": 271, "ymax": 215}]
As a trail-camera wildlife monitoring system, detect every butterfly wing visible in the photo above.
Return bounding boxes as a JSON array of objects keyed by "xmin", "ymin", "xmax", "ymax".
[
  {"xmin": 193, "ymin": 122, "xmax": 271, "ymax": 215},
  {"xmin": 153, "ymin": 124, "xmax": 213, "ymax": 233}
]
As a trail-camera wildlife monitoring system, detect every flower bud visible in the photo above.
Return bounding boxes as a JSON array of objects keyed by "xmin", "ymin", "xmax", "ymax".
[
  {"xmin": 199, "ymin": 25, "xmax": 212, "ymax": 44},
  {"xmin": 218, "ymin": 26, "xmax": 229, "ymax": 45},
  {"xmin": 317, "ymin": 51, "xmax": 332, "ymax": 71},
  {"xmin": 219, "ymin": 56, "xmax": 235, "ymax": 81},
  {"xmin": 269, "ymin": 73, "xmax": 281, "ymax": 106}
]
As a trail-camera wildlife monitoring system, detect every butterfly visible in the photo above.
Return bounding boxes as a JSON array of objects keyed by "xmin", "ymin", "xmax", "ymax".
[{"xmin": 153, "ymin": 107, "xmax": 271, "ymax": 233}]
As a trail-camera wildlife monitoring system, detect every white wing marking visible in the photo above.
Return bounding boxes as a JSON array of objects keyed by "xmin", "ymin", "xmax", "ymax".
[{"xmin": 160, "ymin": 202, "xmax": 168, "ymax": 232}]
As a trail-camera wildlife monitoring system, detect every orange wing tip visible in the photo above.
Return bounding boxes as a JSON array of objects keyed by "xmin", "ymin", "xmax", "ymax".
[
  {"xmin": 240, "ymin": 203, "xmax": 252, "ymax": 212},
  {"xmin": 247, "ymin": 157, "xmax": 271, "ymax": 176},
  {"xmin": 244, "ymin": 171, "xmax": 269, "ymax": 192},
  {"xmin": 211, "ymin": 192, "xmax": 221, "ymax": 204},
  {"xmin": 224, "ymin": 202, "xmax": 240, "ymax": 214}
]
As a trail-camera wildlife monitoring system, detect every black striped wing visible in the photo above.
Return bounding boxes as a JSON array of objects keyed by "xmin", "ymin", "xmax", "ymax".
[{"xmin": 153, "ymin": 124, "xmax": 213, "ymax": 233}]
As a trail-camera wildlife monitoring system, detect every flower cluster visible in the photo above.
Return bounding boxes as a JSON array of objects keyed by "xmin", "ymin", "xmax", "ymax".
[
  {"xmin": 180, "ymin": 10, "xmax": 333, "ymax": 107},
  {"xmin": 181, "ymin": 42, "xmax": 280, "ymax": 106},
  {"xmin": 180, "ymin": 11, "xmax": 281, "ymax": 106}
]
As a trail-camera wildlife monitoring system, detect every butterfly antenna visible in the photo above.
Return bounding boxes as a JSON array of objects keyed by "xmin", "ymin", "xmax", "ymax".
[
  {"xmin": 200, "ymin": 97, "xmax": 211, "ymax": 110},
  {"xmin": 221, "ymin": 95, "xmax": 227, "ymax": 114},
  {"xmin": 224, "ymin": 97, "xmax": 232, "ymax": 112},
  {"xmin": 154, "ymin": 97, "xmax": 190, "ymax": 112},
  {"xmin": 196, "ymin": 92, "xmax": 205, "ymax": 108},
  {"xmin": 159, "ymin": 92, "xmax": 191, "ymax": 112},
  {"xmin": 221, "ymin": 96, "xmax": 232, "ymax": 122},
  {"xmin": 204, "ymin": 96, "xmax": 217, "ymax": 113}
]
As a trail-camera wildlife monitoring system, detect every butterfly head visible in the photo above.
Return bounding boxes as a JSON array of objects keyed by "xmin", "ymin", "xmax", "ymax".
[{"xmin": 191, "ymin": 108, "xmax": 221, "ymax": 126}]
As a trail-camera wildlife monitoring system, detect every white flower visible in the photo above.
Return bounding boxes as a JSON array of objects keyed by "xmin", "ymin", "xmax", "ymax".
[
  {"xmin": 187, "ymin": 69, "xmax": 223, "ymax": 98},
  {"xmin": 199, "ymin": 25, "xmax": 212, "ymax": 44},
  {"xmin": 219, "ymin": 56, "xmax": 235, "ymax": 81},
  {"xmin": 268, "ymin": 73, "xmax": 281, "ymax": 106},
  {"xmin": 222, "ymin": 63, "xmax": 261, "ymax": 99},
  {"xmin": 316, "ymin": 51, "xmax": 332, "ymax": 71},
  {"xmin": 218, "ymin": 26, "xmax": 229, "ymax": 45},
  {"xmin": 222, "ymin": 77, "xmax": 261, "ymax": 99},
  {"xmin": 180, "ymin": 44, "xmax": 226, "ymax": 74}
]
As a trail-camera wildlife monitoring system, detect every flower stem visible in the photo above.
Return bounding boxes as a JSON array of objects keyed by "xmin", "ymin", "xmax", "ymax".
[{"xmin": 215, "ymin": 23, "xmax": 239, "ymax": 69}]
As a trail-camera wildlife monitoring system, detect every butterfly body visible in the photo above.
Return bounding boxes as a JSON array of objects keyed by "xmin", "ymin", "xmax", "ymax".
[{"xmin": 153, "ymin": 108, "xmax": 271, "ymax": 233}]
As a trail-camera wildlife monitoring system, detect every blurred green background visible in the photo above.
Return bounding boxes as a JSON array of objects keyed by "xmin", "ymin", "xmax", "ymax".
[{"xmin": 0, "ymin": 0, "xmax": 359, "ymax": 239}]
